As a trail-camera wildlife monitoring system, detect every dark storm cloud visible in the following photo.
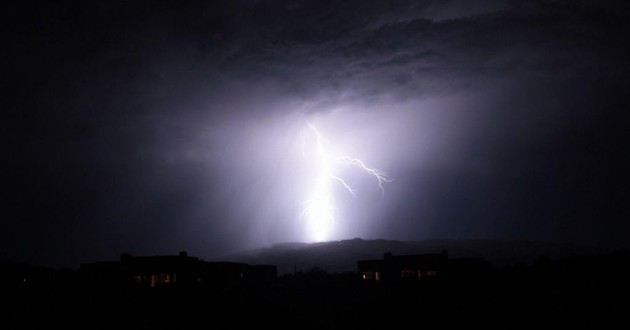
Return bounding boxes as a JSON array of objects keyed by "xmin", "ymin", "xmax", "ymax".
[
  {"xmin": 2, "ymin": 0, "xmax": 629, "ymax": 267},
  {"xmin": 229, "ymin": 1, "xmax": 630, "ymax": 100}
]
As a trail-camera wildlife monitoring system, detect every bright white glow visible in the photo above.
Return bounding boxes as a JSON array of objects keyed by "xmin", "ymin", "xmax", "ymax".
[{"xmin": 300, "ymin": 121, "xmax": 392, "ymax": 241}]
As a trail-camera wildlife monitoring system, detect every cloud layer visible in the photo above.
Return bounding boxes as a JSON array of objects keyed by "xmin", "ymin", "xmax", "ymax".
[{"xmin": 3, "ymin": 0, "xmax": 630, "ymax": 267}]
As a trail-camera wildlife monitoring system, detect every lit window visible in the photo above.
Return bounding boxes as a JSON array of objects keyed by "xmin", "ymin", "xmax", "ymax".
[
  {"xmin": 362, "ymin": 272, "xmax": 374, "ymax": 280},
  {"xmin": 401, "ymin": 270, "xmax": 415, "ymax": 278},
  {"xmin": 159, "ymin": 273, "xmax": 170, "ymax": 283},
  {"xmin": 375, "ymin": 272, "xmax": 381, "ymax": 281},
  {"xmin": 426, "ymin": 270, "xmax": 437, "ymax": 277}
]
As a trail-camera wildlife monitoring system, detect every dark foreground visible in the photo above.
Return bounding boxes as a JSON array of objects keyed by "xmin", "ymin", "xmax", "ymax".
[{"xmin": 2, "ymin": 252, "xmax": 629, "ymax": 329}]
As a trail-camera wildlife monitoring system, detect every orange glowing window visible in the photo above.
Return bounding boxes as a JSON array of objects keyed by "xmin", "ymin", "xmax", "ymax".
[
  {"xmin": 159, "ymin": 273, "xmax": 171, "ymax": 283},
  {"xmin": 401, "ymin": 269, "xmax": 415, "ymax": 278}
]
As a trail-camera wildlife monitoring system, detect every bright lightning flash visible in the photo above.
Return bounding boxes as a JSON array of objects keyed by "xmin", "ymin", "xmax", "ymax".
[{"xmin": 300, "ymin": 121, "xmax": 392, "ymax": 242}]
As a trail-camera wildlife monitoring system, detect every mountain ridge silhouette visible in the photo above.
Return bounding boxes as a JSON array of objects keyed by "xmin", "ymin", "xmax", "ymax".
[{"xmin": 214, "ymin": 238, "xmax": 606, "ymax": 274}]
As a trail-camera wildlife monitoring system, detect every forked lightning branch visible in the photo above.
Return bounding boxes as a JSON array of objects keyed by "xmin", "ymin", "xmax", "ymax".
[{"xmin": 300, "ymin": 121, "xmax": 392, "ymax": 241}]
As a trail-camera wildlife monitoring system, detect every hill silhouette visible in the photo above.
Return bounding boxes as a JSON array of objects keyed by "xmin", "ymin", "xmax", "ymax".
[{"xmin": 218, "ymin": 238, "xmax": 605, "ymax": 274}]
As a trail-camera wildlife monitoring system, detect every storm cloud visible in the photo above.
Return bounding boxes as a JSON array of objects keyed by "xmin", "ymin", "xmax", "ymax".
[{"xmin": 3, "ymin": 0, "xmax": 630, "ymax": 267}]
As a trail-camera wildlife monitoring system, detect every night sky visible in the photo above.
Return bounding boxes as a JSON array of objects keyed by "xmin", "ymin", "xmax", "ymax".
[{"xmin": 3, "ymin": 0, "xmax": 630, "ymax": 268}]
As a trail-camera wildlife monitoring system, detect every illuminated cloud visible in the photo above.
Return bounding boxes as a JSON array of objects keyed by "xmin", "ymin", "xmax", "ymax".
[{"xmin": 3, "ymin": 0, "xmax": 630, "ymax": 267}]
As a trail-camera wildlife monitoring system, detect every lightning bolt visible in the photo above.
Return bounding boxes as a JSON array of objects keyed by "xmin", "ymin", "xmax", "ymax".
[{"xmin": 300, "ymin": 121, "xmax": 392, "ymax": 241}]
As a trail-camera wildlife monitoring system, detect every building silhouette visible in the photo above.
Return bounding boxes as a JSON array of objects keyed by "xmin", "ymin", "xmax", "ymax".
[
  {"xmin": 357, "ymin": 250, "xmax": 489, "ymax": 283},
  {"xmin": 80, "ymin": 251, "xmax": 276, "ymax": 292}
]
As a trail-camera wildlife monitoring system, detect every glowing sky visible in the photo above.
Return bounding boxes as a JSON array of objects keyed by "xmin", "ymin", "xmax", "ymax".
[
  {"xmin": 3, "ymin": 0, "xmax": 630, "ymax": 267},
  {"xmin": 300, "ymin": 120, "xmax": 393, "ymax": 242}
]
